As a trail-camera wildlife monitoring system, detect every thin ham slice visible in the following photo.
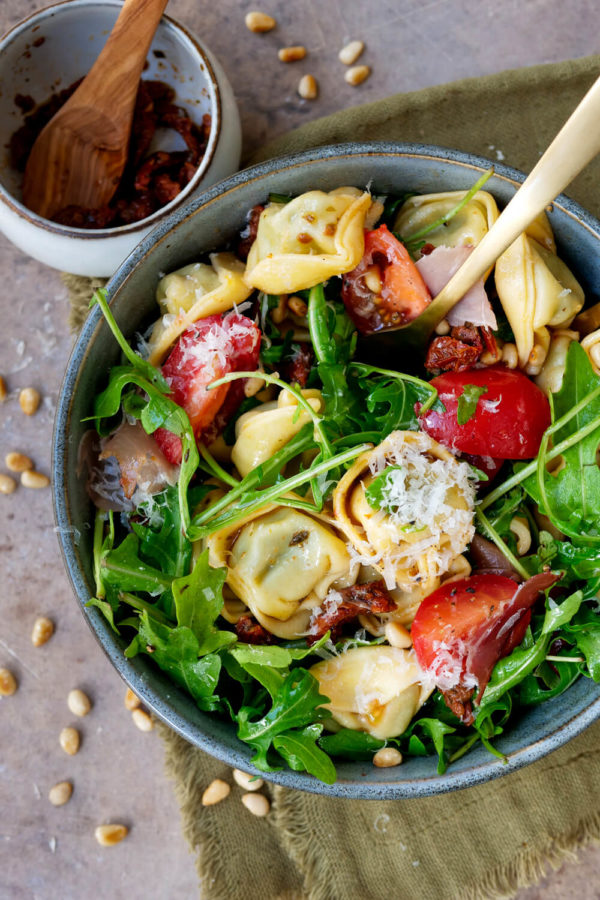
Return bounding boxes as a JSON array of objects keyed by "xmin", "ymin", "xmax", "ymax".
[
  {"xmin": 99, "ymin": 420, "xmax": 178, "ymax": 499},
  {"xmin": 415, "ymin": 245, "xmax": 497, "ymax": 329}
]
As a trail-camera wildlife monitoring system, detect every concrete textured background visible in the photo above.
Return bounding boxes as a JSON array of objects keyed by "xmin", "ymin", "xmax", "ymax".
[{"xmin": 1, "ymin": 0, "xmax": 599, "ymax": 897}]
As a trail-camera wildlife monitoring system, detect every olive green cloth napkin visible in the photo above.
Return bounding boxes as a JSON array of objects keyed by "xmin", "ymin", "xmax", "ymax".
[{"xmin": 65, "ymin": 54, "xmax": 600, "ymax": 900}]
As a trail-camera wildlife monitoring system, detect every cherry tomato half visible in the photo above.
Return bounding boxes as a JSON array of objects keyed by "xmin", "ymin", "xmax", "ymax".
[
  {"xmin": 154, "ymin": 313, "xmax": 261, "ymax": 464},
  {"xmin": 411, "ymin": 572, "xmax": 559, "ymax": 709},
  {"xmin": 418, "ymin": 365, "xmax": 551, "ymax": 460},
  {"xmin": 342, "ymin": 224, "xmax": 431, "ymax": 334}
]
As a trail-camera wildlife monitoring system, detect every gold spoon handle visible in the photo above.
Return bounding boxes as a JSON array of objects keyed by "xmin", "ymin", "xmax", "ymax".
[{"xmin": 429, "ymin": 72, "xmax": 600, "ymax": 320}]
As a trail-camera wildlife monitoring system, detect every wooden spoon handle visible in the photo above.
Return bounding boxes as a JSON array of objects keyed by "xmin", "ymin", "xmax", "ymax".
[
  {"xmin": 74, "ymin": 0, "xmax": 169, "ymax": 115},
  {"xmin": 431, "ymin": 72, "xmax": 600, "ymax": 318}
]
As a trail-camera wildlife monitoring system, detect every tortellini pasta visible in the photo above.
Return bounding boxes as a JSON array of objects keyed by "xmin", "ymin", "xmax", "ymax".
[
  {"xmin": 244, "ymin": 188, "xmax": 371, "ymax": 294},
  {"xmin": 231, "ymin": 389, "xmax": 323, "ymax": 478},
  {"xmin": 310, "ymin": 646, "xmax": 433, "ymax": 739},
  {"xmin": 495, "ymin": 221, "xmax": 584, "ymax": 369},
  {"xmin": 395, "ymin": 190, "xmax": 500, "ymax": 260},
  {"xmin": 206, "ymin": 504, "xmax": 356, "ymax": 638},
  {"xmin": 147, "ymin": 253, "xmax": 253, "ymax": 365},
  {"xmin": 581, "ymin": 327, "xmax": 600, "ymax": 376},
  {"xmin": 333, "ymin": 431, "xmax": 475, "ymax": 594}
]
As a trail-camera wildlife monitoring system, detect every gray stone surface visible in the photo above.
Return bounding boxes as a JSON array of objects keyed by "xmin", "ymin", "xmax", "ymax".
[{"xmin": 1, "ymin": 0, "xmax": 599, "ymax": 897}]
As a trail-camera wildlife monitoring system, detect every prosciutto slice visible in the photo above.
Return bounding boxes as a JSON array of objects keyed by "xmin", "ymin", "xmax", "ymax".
[{"xmin": 416, "ymin": 245, "xmax": 498, "ymax": 329}]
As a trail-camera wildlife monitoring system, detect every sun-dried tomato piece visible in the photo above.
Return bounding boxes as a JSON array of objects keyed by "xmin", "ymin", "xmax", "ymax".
[
  {"xmin": 235, "ymin": 614, "xmax": 273, "ymax": 644},
  {"xmin": 425, "ymin": 336, "xmax": 481, "ymax": 372},
  {"xmin": 281, "ymin": 343, "xmax": 314, "ymax": 387},
  {"xmin": 307, "ymin": 580, "xmax": 396, "ymax": 644},
  {"xmin": 238, "ymin": 205, "xmax": 265, "ymax": 260},
  {"xmin": 441, "ymin": 684, "xmax": 475, "ymax": 725}
]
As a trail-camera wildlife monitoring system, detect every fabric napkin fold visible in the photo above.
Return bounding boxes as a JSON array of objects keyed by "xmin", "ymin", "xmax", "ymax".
[{"xmin": 66, "ymin": 53, "xmax": 600, "ymax": 900}]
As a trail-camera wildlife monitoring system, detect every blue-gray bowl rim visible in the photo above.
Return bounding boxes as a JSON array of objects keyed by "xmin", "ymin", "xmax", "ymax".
[{"xmin": 53, "ymin": 141, "xmax": 600, "ymax": 799}]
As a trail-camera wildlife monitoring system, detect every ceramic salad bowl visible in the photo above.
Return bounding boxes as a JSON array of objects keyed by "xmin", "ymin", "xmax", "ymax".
[{"xmin": 53, "ymin": 143, "xmax": 600, "ymax": 798}]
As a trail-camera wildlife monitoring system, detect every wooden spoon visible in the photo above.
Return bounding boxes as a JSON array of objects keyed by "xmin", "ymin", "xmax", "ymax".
[
  {"xmin": 377, "ymin": 71, "xmax": 600, "ymax": 355},
  {"xmin": 22, "ymin": 0, "xmax": 168, "ymax": 220}
]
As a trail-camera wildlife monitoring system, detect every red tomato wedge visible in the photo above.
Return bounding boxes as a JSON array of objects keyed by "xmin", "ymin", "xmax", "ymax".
[
  {"xmin": 342, "ymin": 224, "xmax": 431, "ymax": 334},
  {"xmin": 411, "ymin": 572, "xmax": 560, "ymax": 722},
  {"xmin": 418, "ymin": 365, "xmax": 551, "ymax": 460},
  {"xmin": 154, "ymin": 313, "xmax": 261, "ymax": 464}
]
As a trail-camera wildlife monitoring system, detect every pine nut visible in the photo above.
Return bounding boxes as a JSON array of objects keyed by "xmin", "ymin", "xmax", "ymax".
[
  {"xmin": 95, "ymin": 824, "xmax": 128, "ymax": 847},
  {"xmin": 288, "ymin": 296, "xmax": 308, "ymax": 317},
  {"xmin": 344, "ymin": 65, "xmax": 371, "ymax": 87},
  {"xmin": 384, "ymin": 621, "xmax": 412, "ymax": 649},
  {"xmin": 124, "ymin": 688, "xmax": 141, "ymax": 711},
  {"xmin": 501, "ymin": 342, "xmax": 518, "ymax": 369},
  {"xmin": 363, "ymin": 265, "xmax": 382, "ymax": 294},
  {"xmin": 525, "ymin": 342, "xmax": 547, "ymax": 376},
  {"xmin": 373, "ymin": 747, "xmax": 403, "ymax": 768},
  {"xmin": 0, "ymin": 667, "xmax": 17, "ymax": 696},
  {"xmin": 298, "ymin": 74, "xmax": 318, "ymax": 100},
  {"xmin": 19, "ymin": 387, "xmax": 41, "ymax": 415},
  {"xmin": 338, "ymin": 40, "xmax": 365, "ymax": 66},
  {"xmin": 364, "ymin": 199, "xmax": 385, "ymax": 230},
  {"xmin": 48, "ymin": 781, "xmax": 73, "ymax": 806},
  {"xmin": 244, "ymin": 376, "xmax": 266, "ymax": 398},
  {"xmin": 0, "ymin": 375, "xmax": 6, "ymax": 402},
  {"xmin": 5, "ymin": 452, "xmax": 33, "ymax": 472},
  {"xmin": 59, "ymin": 726, "xmax": 80, "ymax": 756},
  {"xmin": 278, "ymin": 45, "xmax": 306, "ymax": 62},
  {"xmin": 132, "ymin": 708, "xmax": 153, "ymax": 732},
  {"xmin": 271, "ymin": 295, "xmax": 287, "ymax": 324},
  {"xmin": 434, "ymin": 318, "xmax": 451, "ymax": 336},
  {"xmin": 21, "ymin": 470, "xmax": 50, "ymax": 489},
  {"xmin": 0, "ymin": 474, "xmax": 17, "ymax": 495},
  {"xmin": 31, "ymin": 616, "xmax": 54, "ymax": 647},
  {"xmin": 245, "ymin": 11, "xmax": 276, "ymax": 32},
  {"xmin": 510, "ymin": 516, "xmax": 532, "ymax": 556},
  {"xmin": 241, "ymin": 792, "xmax": 270, "ymax": 816},
  {"xmin": 202, "ymin": 779, "xmax": 231, "ymax": 806},
  {"xmin": 67, "ymin": 688, "xmax": 92, "ymax": 717},
  {"xmin": 233, "ymin": 769, "xmax": 264, "ymax": 791}
]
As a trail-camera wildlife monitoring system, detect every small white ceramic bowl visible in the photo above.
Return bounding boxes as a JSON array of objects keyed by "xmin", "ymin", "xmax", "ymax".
[{"xmin": 0, "ymin": 0, "xmax": 241, "ymax": 277}]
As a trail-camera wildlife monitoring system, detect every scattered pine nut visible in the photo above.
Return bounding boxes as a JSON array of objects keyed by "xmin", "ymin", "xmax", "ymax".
[
  {"xmin": 434, "ymin": 318, "xmax": 451, "ymax": 336},
  {"xmin": 0, "ymin": 474, "xmax": 17, "ymax": 495},
  {"xmin": 19, "ymin": 387, "xmax": 41, "ymax": 416},
  {"xmin": 0, "ymin": 375, "xmax": 6, "ymax": 402},
  {"xmin": 298, "ymin": 74, "xmax": 318, "ymax": 100},
  {"xmin": 384, "ymin": 621, "xmax": 412, "ymax": 649},
  {"xmin": 244, "ymin": 376, "xmax": 266, "ymax": 398},
  {"xmin": 21, "ymin": 470, "xmax": 50, "ymax": 489},
  {"xmin": 287, "ymin": 296, "xmax": 308, "ymax": 317},
  {"xmin": 233, "ymin": 769, "xmax": 264, "ymax": 791},
  {"xmin": 124, "ymin": 688, "xmax": 141, "ymax": 711},
  {"xmin": 373, "ymin": 747, "xmax": 403, "ymax": 768},
  {"xmin": 501, "ymin": 342, "xmax": 518, "ymax": 369},
  {"xmin": 245, "ymin": 10, "xmax": 276, "ymax": 33},
  {"xmin": 344, "ymin": 65, "xmax": 371, "ymax": 87},
  {"xmin": 5, "ymin": 452, "xmax": 33, "ymax": 472},
  {"xmin": 338, "ymin": 40, "xmax": 365, "ymax": 66},
  {"xmin": 271, "ymin": 295, "xmax": 287, "ymax": 324},
  {"xmin": 95, "ymin": 824, "xmax": 128, "ymax": 847},
  {"xmin": 31, "ymin": 616, "xmax": 54, "ymax": 647},
  {"xmin": 0, "ymin": 667, "xmax": 17, "ymax": 696},
  {"xmin": 48, "ymin": 781, "xmax": 73, "ymax": 806},
  {"xmin": 67, "ymin": 688, "xmax": 92, "ymax": 717},
  {"xmin": 278, "ymin": 45, "xmax": 307, "ymax": 63},
  {"xmin": 132, "ymin": 708, "xmax": 153, "ymax": 732},
  {"xmin": 363, "ymin": 265, "xmax": 382, "ymax": 295},
  {"xmin": 59, "ymin": 726, "xmax": 80, "ymax": 756},
  {"xmin": 241, "ymin": 792, "xmax": 270, "ymax": 816},
  {"xmin": 202, "ymin": 779, "xmax": 231, "ymax": 806}
]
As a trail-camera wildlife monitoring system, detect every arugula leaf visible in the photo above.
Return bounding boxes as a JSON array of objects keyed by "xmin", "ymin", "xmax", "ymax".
[
  {"xmin": 227, "ymin": 634, "xmax": 332, "ymax": 700},
  {"xmin": 101, "ymin": 533, "xmax": 173, "ymax": 594},
  {"xmin": 131, "ymin": 611, "xmax": 222, "ymax": 711},
  {"xmin": 520, "ymin": 657, "xmax": 582, "ymax": 705},
  {"xmin": 318, "ymin": 729, "xmax": 385, "ymax": 759},
  {"xmin": 131, "ymin": 486, "xmax": 191, "ymax": 579},
  {"xmin": 541, "ymin": 590, "xmax": 583, "ymax": 635},
  {"xmin": 407, "ymin": 718, "xmax": 457, "ymax": 774},
  {"xmin": 85, "ymin": 596, "xmax": 120, "ymax": 633},
  {"xmin": 532, "ymin": 342, "xmax": 600, "ymax": 541},
  {"xmin": 563, "ymin": 606, "xmax": 600, "ymax": 680},
  {"xmin": 273, "ymin": 724, "xmax": 337, "ymax": 784},
  {"xmin": 365, "ymin": 465, "xmax": 402, "ymax": 512},
  {"xmin": 235, "ymin": 670, "xmax": 330, "ymax": 770},
  {"xmin": 172, "ymin": 550, "xmax": 233, "ymax": 654},
  {"xmin": 457, "ymin": 384, "xmax": 488, "ymax": 425}
]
